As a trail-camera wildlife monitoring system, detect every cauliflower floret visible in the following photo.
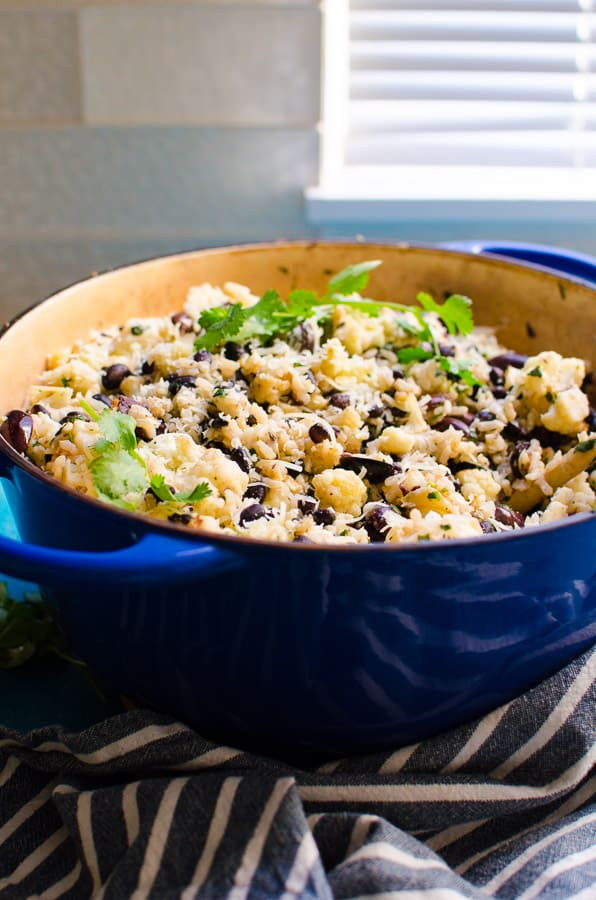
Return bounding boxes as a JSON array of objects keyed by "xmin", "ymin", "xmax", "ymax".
[{"xmin": 312, "ymin": 468, "xmax": 367, "ymax": 516}]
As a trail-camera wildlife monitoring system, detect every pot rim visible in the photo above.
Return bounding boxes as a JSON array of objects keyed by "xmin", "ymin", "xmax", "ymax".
[{"xmin": 1, "ymin": 238, "xmax": 594, "ymax": 554}]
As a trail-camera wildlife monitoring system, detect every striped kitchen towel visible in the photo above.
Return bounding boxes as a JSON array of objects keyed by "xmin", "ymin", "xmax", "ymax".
[{"xmin": 0, "ymin": 647, "xmax": 593, "ymax": 899}]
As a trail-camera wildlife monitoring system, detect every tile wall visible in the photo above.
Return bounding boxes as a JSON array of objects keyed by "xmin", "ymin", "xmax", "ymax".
[{"xmin": 0, "ymin": 0, "xmax": 321, "ymax": 317}]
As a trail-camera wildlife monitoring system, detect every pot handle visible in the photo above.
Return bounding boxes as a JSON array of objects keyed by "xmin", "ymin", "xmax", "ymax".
[
  {"xmin": 0, "ymin": 529, "xmax": 243, "ymax": 589},
  {"xmin": 439, "ymin": 240, "xmax": 596, "ymax": 286}
]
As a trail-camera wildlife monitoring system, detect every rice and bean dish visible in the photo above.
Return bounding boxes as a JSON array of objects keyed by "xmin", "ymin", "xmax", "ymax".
[{"xmin": 3, "ymin": 261, "xmax": 595, "ymax": 544}]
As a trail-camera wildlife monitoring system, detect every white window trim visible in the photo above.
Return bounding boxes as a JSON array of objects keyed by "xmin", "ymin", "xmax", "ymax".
[{"xmin": 307, "ymin": 0, "xmax": 596, "ymax": 224}]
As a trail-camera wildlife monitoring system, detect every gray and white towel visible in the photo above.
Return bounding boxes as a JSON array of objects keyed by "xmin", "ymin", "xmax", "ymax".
[{"xmin": 0, "ymin": 647, "xmax": 594, "ymax": 899}]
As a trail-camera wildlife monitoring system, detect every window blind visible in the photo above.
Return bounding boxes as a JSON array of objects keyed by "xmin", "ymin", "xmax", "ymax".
[{"xmin": 347, "ymin": 0, "xmax": 596, "ymax": 170}]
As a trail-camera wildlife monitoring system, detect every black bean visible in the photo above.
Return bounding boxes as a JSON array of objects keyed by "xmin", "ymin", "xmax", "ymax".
[
  {"xmin": 488, "ymin": 352, "xmax": 528, "ymax": 370},
  {"xmin": 0, "ymin": 410, "xmax": 33, "ymax": 454},
  {"xmin": 239, "ymin": 503, "xmax": 266, "ymax": 526},
  {"xmin": 92, "ymin": 393, "xmax": 112, "ymax": 408},
  {"xmin": 313, "ymin": 507, "xmax": 335, "ymax": 526},
  {"xmin": 510, "ymin": 441, "xmax": 531, "ymax": 479},
  {"xmin": 244, "ymin": 483, "xmax": 266, "ymax": 503},
  {"xmin": 475, "ymin": 410, "xmax": 496, "ymax": 421},
  {"xmin": 368, "ymin": 405, "xmax": 384, "ymax": 419},
  {"xmin": 224, "ymin": 341, "xmax": 244, "ymax": 361},
  {"xmin": 427, "ymin": 394, "xmax": 450, "ymax": 411},
  {"xmin": 102, "ymin": 364, "xmax": 131, "ymax": 391},
  {"xmin": 156, "ymin": 421, "xmax": 166, "ymax": 436},
  {"xmin": 234, "ymin": 369, "xmax": 248, "ymax": 385},
  {"xmin": 364, "ymin": 505, "xmax": 393, "ymax": 542},
  {"xmin": 298, "ymin": 496, "xmax": 317, "ymax": 515},
  {"xmin": 581, "ymin": 371, "xmax": 596, "ymax": 407},
  {"xmin": 295, "ymin": 322, "xmax": 315, "ymax": 352},
  {"xmin": 392, "ymin": 367, "xmax": 404, "ymax": 380},
  {"xmin": 389, "ymin": 407, "xmax": 409, "ymax": 421},
  {"xmin": 447, "ymin": 459, "xmax": 479, "ymax": 474},
  {"xmin": 527, "ymin": 426, "xmax": 568, "ymax": 450},
  {"xmin": 135, "ymin": 426, "xmax": 150, "ymax": 442},
  {"xmin": 230, "ymin": 446, "xmax": 252, "ymax": 474},
  {"xmin": 171, "ymin": 311, "xmax": 194, "ymax": 334},
  {"xmin": 31, "ymin": 404, "xmax": 49, "ymax": 416},
  {"xmin": 141, "ymin": 360, "xmax": 155, "ymax": 376},
  {"xmin": 60, "ymin": 411, "xmax": 91, "ymax": 424},
  {"xmin": 167, "ymin": 375, "xmax": 196, "ymax": 396},
  {"xmin": 309, "ymin": 423, "xmax": 332, "ymax": 444},
  {"xmin": 502, "ymin": 422, "xmax": 527, "ymax": 442},
  {"xmin": 329, "ymin": 393, "xmax": 350, "ymax": 409},
  {"xmin": 339, "ymin": 453, "xmax": 395, "ymax": 484},
  {"xmin": 439, "ymin": 344, "xmax": 455, "ymax": 357},
  {"xmin": 246, "ymin": 414, "xmax": 257, "ymax": 426},
  {"xmin": 480, "ymin": 520, "xmax": 497, "ymax": 534},
  {"xmin": 494, "ymin": 504, "xmax": 525, "ymax": 528},
  {"xmin": 587, "ymin": 408, "xmax": 596, "ymax": 431},
  {"xmin": 193, "ymin": 349, "xmax": 211, "ymax": 363},
  {"xmin": 491, "ymin": 387, "xmax": 507, "ymax": 399},
  {"xmin": 434, "ymin": 417, "xmax": 471, "ymax": 436},
  {"xmin": 168, "ymin": 512, "xmax": 192, "ymax": 525},
  {"xmin": 489, "ymin": 367, "xmax": 505, "ymax": 386},
  {"xmin": 293, "ymin": 535, "xmax": 313, "ymax": 544},
  {"xmin": 117, "ymin": 395, "xmax": 134, "ymax": 414},
  {"xmin": 207, "ymin": 416, "xmax": 227, "ymax": 430}
]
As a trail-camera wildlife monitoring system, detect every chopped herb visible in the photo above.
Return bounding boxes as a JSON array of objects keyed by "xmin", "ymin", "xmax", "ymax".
[
  {"xmin": 61, "ymin": 377, "xmax": 71, "ymax": 387},
  {"xmin": 546, "ymin": 391, "xmax": 555, "ymax": 403},
  {"xmin": 576, "ymin": 438, "xmax": 596, "ymax": 452},
  {"xmin": 149, "ymin": 474, "xmax": 211, "ymax": 503},
  {"xmin": 193, "ymin": 263, "xmax": 478, "ymax": 390},
  {"xmin": 415, "ymin": 292, "xmax": 474, "ymax": 336},
  {"xmin": 80, "ymin": 399, "xmax": 146, "ymax": 506},
  {"xmin": 327, "ymin": 260, "xmax": 382, "ymax": 296},
  {"xmin": 213, "ymin": 385, "xmax": 228, "ymax": 398},
  {"xmin": 397, "ymin": 347, "xmax": 434, "ymax": 364},
  {"xmin": 440, "ymin": 524, "xmax": 451, "ymax": 531},
  {"xmin": 528, "ymin": 366, "xmax": 543, "ymax": 377},
  {"xmin": 131, "ymin": 325, "xmax": 144, "ymax": 335},
  {"xmin": 417, "ymin": 534, "xmax": 431, "ymax": 541},
  {"xmin": 427, "ymin": 491, "xmax": 441, "ymax": 500},
  {"xmin": 438, "ymin": 357, "xmax": 482, "ymax": 388},
  {"xmin": 340, "ymin": 528, "xmax": 350, "ymax": 536},
  {"xmin": 90, "ymin": 445, "xmax": 147, "ymax": 508}
]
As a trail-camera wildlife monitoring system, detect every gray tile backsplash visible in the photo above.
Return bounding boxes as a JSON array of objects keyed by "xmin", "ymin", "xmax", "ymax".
[
  {"xmin": 81, "ymin": 5, "xmax": 321, "ymax": 125},
  {"xmin": 0, "ymin": 10, "xmax": 81, "ymax": 123},
  {"xmin": 0, "ymin": 1, "xmax": 321, "ymax": 315},
  {"xmin": 1, "ymin": 126, "xmax": 318, "ymax": 236}
]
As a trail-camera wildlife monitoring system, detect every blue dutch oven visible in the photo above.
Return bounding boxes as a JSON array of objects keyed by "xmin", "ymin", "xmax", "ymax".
[{"xmin": 0, "ymin": 241, "xmax": 594, "ymax": 756}]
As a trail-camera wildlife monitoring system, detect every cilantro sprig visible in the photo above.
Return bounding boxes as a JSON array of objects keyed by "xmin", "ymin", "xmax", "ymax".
[
  {"xmin": 194, "ymin": 261, "xmax": 478, "ymax": 388},
  {"xmin": 149, "ymin": 474, "xmax": 211, "ymax": 504},
  {"xmin": 0, "ymin": 584, "xmax": 82, "ymax": 670},
  {"xmin": 81, "ymin": 400, "xmax": 147, "ymax": 508},
  {"xmin": 79, "ymin": 400, "xmax": 212, "ymax": 508}
]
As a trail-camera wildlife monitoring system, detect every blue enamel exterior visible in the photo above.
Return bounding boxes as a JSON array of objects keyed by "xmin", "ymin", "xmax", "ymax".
[{"xmin": 0, "ymin": 242, "xmax": 594, "ymax": 756}]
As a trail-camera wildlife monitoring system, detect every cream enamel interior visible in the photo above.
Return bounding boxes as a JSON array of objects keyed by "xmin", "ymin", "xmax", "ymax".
[{"xmin": 0, "ymin": 242, "xmax": 594, "ymax": 413}]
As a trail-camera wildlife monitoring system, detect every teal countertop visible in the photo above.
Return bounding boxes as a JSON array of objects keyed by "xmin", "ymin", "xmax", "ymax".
[{"xmin": 0, "ymin": 484, "xmax": 122, "ymax": 733}]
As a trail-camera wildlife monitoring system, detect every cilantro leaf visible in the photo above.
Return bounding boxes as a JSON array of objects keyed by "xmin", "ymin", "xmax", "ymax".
[
  {"xmin": 326, "ymin": 297, "xmax": 381, "ymax": 317},
  {"xmin": 97, "ymin": 409, "xmax": 137, "ymax": 452},
  {"xmin": 397, "ymin": 347, "xmax": 434, "ymax": 364},
  {"xmin": 327, "ymin": 260, "xmax": 382, "ymax": 296},
  {"xmin": 0, "ymin": 586, "xmax": 66, "ymax": 669},
  {"xmin": 438, "ymin": 357, "xmax": 482, "ymax": 387},
  {"xmin": 195, "ymin": 303, "xmax": 247, "ymax": 351},
  {"xmin": 416, "ymin": 292, "xmax": 474, "ymax": 336},
  {"xmin": 90, "ymin": 445, "xmax": 147, "ymax": 504},
  {"xmin": 149, "ymin": 474, "xmax": 211, "ymax": 503}
]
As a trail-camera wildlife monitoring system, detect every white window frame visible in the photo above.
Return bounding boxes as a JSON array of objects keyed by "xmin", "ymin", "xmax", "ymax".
[{"xmin": 306, "ymin": 0, "xmax": 596, "ymax": 224}]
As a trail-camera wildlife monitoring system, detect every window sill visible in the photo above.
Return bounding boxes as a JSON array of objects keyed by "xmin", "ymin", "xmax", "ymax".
[{"xmin": 306, "ymin": 166, "xmax": 596, "ymax": 224}]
